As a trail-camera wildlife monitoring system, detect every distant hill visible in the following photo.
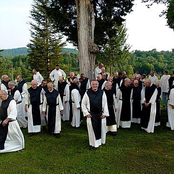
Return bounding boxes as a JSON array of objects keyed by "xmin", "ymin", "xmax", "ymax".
[{"xmin": 0, "ymin": 47, "xmax": 78, "ymax": 57}]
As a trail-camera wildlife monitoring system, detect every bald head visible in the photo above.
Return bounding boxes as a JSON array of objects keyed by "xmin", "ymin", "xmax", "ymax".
[
  {"xmin": 124, "ymin": 78, "xmax": 131, "ymax": 87},
  {"xmin": 144, "ymin": 79, "xmax": 151, "ymax": 87},
  {"xmin": 31, "ymin": 80, "xmax": 38, "ymax": 89},
  {"xmin": 105, "ymin": 81, "xmax": 112, "ymax": 90}
]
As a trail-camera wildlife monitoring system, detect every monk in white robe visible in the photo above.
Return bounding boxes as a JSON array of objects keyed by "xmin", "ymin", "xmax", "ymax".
[
  {"xmin": 17, "ymin": 75, "xmax": 28, "ymax": 128},
  {"xmin": 71, "ymin": 79, "xmax": 81, "ymax": 128},
  {"xmin": 8, "ymin": 81, "xmax": 27, "ymax": 129},
  {"xmin": 58, "ymin": 76, "xmax": 70, "ymax": 121},
  {"xmin": 141, "ymin": 79, "xmax": 157, "ymax": 133},
  {"xmin": 0, "ymin": 90, "xmax": 24, "ymax": 153},
  {"xmin": 25, "ymin": 80, "xmax": 43, "ymax": 136},
  {"xmin": 82, "ymin": 80, "xmax": 109, "ymax": 150},
  {"xmin": 42, "ymin": 82, "xmax": 63, "ymax": 138},
  {"xmin": 32, "ymin": 69, "xmax": 44, "ymax": 86},
  {"xmin": 167, "ymin": 86, "xmax": 174, "ymax": 130}
]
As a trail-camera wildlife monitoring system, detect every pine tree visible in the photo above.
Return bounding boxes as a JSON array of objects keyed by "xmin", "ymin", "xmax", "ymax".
[{"xmin": 27, "ymin": 0, "xmax": 65, "ymax": 80}]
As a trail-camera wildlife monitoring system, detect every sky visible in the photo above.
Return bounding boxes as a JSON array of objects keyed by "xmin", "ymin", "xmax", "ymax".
[{"xmin": 0, "ymin": 0, "xmax": 174, "ymax": 51}]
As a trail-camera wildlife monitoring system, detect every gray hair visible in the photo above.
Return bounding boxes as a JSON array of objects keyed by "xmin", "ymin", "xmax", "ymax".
[{"xmin": 8, "ymin": 81, "xmax": 16, "ymax": 86}]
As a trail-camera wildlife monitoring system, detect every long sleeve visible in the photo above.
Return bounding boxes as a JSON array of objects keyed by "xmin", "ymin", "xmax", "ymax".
[
  {"xmin": 168, "ymin": 89, "xmax": 174, "ymax": 106},
  {"xmin": 102, "ymin": 92, "xmax": 109, "ymax": 116},
  {"xmin": 149, "ymin": 89, "xmax": 157, "ymax": 105},
  {"xmin": 42, "ymin": 95, "xmax": 47, "ymax": 112},
  {"xmin": 64, "ymin": 84, "xmax": 70, "ymax": 102},
  {"xmin": 50, "ymin": 70, "xmax": 55, "ymax": 82},
  {"xmin": 58, "ymin": 94, "xmax": 64, "ymax": 111},
  {"xmin": 7, "ymin": 100, "xmax": 17, "ymax": 120},
  {"xmin": 61, "ymin": 69, "xmax": 66, "ymax": 80},
  {"xmin": 86, "ymin": 79, "xmax": 91, "ymax": 90},
  {"xmin": 141, "ymin": 88, "xmax": 145, "ymax": 104},
  {"xmin": 81, "ymin": 92, "xmax": 90, "ymax": 116},
  {"xmin": 25, "ymin": 91, "xmax": 30, "ymax": 105},
  {"xmin": 72, "ymin": 89, "xmax": 81, "ymax": 108},
  {"xmin": 21, "ymin": 83, "xmax": 28, "ymax": 98},
  {"xmin": 14, "ymin": 90, "xmax": 21, "ymax": 103}
]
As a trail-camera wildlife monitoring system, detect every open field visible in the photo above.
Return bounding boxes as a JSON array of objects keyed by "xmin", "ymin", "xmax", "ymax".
[{"xmin": 0, "ymin": 108, "xmax": 174, "ymax": 174}]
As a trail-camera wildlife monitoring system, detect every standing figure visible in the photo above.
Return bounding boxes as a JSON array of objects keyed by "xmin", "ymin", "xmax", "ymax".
[
  {"xmin": 42, "ymin": 82, "xmax": 63, "ymax": 138},
  {"xmin": 141, "ymin": 79, "xmax": 157, "ymax": 133},
  {"xmin": 82, "ymin": 80, "xmax": 109, "ymax": 150},
  {"xmin": 58, "ymin": 76, "xmax": 70, "ymax": 121},
  {"xmin": 0, "ymin": 90, "xmax": 24, "ymax": 153},
  {"xmin": 94, "ymin": 63, "xmax": 103, "ymax": 79},
  {"xmin": 32, "ymin": 69, "xmax": 44, "ymax": 86},
  {"xmin": 116, "ymin": 78, "xmax": 132, "ymax": 129},
  {"xmin": 148, "ymin": 71, "xmax": 158, "ymax": 85},
  {"xmin": 25, "ymin": 80, "xmax": 43, "ymax": 136},
  {"xmin": 71, "ymin": 79, "xmax": 81, "ymax": 128},
  {"xmin": 8, "ymin": 81, "xmax": 27, "ymax": 128},
  {"xmin": 1, "ymin": 75, "xmax": 10, "ymax": 91},
  {"xmin": 104, "ymin": 81, "xmax": 117, "ymax": 135},
  {"xmin": 50, "ymin": 65, "xmax": 66, "ymax": 90},
  {"xmin": 131, "ymin": 80, "xmax": 142, "ymax": 124}
]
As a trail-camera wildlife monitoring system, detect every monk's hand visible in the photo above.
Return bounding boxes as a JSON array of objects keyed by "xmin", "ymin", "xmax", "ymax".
[
  {"xmin": 101, "ymin": 115, "xmax": 106, "ymax": 119},
  {"xmin": 60, "ymin": 110, "xmax": 64, "ymax": 115},
  {"xmin": 172, "ymin": 106, "xmax": 174, "ymax": 109},
  {"xmin": 25, "ymin": 105, "xmax": 28, "ymax": 112},
  {"xmin": 2, "ymin": 118, "xmax": 10, "ymax": 127},
  {"xmin": 86, "ymin": 114, "xmax": 92, "ymax": 118},
  {"xmin": 42, "ymin": 111, "xmax": 46, "ymax": 117}
]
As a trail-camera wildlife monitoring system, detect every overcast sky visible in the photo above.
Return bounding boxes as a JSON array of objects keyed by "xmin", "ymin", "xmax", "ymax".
[{"xmin": 0, "ymin": 0, "xmax": 174, "ymax": 51}]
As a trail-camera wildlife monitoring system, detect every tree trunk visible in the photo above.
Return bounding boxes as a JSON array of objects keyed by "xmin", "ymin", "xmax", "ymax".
[{"xmin": 75, "ymin": 0, "xmax": 99, "ymax": 80}]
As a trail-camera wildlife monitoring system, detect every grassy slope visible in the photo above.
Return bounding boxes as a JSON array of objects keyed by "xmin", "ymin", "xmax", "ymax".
[{"xmin": 0, "ymin": 108, "xmax": 174, "ymax": 174}]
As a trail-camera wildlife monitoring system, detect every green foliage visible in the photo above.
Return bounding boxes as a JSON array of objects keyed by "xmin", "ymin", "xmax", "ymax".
[
  {"xmin": 46, "ymin": 0, "xmax": 134, "ymax": 48},
  {"xmin": 97, "ymin": 25, "xmax": 131, "ymax": 75},
  {"xmin": 27, "ymin": 0, "xmax": 65, "ymax": 80}
]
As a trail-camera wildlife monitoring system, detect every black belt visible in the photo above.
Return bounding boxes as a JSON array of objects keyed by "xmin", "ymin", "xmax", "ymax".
[{"xmin": 16, "ymin": 101, "xmax": 22, "ymax": 104}]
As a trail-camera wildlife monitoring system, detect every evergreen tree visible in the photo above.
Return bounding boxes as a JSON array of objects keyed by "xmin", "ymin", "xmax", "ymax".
[{"xmin": 27, "ymin": 0, "xmax": 65, "ymax": 80}]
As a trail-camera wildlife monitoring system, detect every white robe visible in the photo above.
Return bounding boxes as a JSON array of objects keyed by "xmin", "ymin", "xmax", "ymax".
[
  {"xmin": 33, "ymin": 72, "xmax": 44, "ymax": 86},
  {"xmin": 62, "ymin": 84, "xmax": 70, "ymax": 121},
  {"xmin": 94, "ymin": 66, "xmax": 102, "ymax": 79},
  {"xmin": 0, "ymin": 100, "xmax": 25, "ymax": 153},
  {"xmin": 71, "ymin": 89, "xmax": 81, "ymax": 127},
  {"xmin": 13, "ymin": 90, "xmax": 27, "ymax": 128},
  {"xmin": 160, "ymin": 75, "xmax": 170, "ymax": 93},
  {"xmin": 167, "ymin": 88, "xmax": 174, "ymax": 130},
  {"xmin": 50, "ymin": 69, "xmax": 66, "ymax": 89},
  {"xmin": 42, "ymin": 93, "xmax": 63, "ymax": 134},
  {"xmin": 25, "ymin": 90, "xmax": 43, "ymax": 133},
  {"xmin": 81, "ymin": 91, "xmax": 109, "ymax": 148},
  {"xmin": 141, "ymin": 87, "xmax": 157, "ymax": 133},
  {"xmin": 148, "ymin": 75, "xmax": 158, "ymax": 84}
]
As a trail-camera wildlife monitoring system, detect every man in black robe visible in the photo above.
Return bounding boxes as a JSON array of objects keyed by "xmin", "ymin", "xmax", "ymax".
[
  {"xmin": 82, "ymin": 80, "xmax": 109, "ymax": 150},
  {"xmin": 104, "ymin": 81, "xmax": 117, "ymax": 135},
  {"xmin": 169, "ymin": 71, "xmax": 174, "ymax": 90},
  {"xmin": 131, "ymin": 80, "xmax": 142, "ymax": 124},
  {"xmin": 97, "ymin": 74, "xmax": 105, "ymax": 89}
]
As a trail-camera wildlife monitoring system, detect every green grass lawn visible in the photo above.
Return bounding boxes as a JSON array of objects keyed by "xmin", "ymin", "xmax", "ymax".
[{"xmin": 1, "ymin": 108, "xmax": 174, "ymax": 174}]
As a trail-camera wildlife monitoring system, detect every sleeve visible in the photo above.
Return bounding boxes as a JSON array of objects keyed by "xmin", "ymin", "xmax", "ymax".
[
  {"xmin": 25, "ymin": 91, "xmax": 30, "ymax": 105},
  {"xmin": 49, "ymin": 70, "xmax": 55, "ymax": 82},
  {"xmin": 168, "ymin": 89, "xmax": 174, "ymax": 106},
  {"xmin": 42, "ymin": 95, "xmax": 47, "ymax": 112},
  {"xmin": 7, "ymin": 100, "xmax": 17, "ymax": 120},
  {"xmin": 81, "ymin": 92, "xmax": 90, "ymax": 116},
  {"xmin": 149, "ymin": 88, "xmax": 157, "ymax": 105},
  {"xmin": 21, "ymin": 83, "xmax": 28, "ymax": 98},
  {"xmin": 86, "ymin": 79, "xmax": 91, "ymax": 90},
  {"xmin": 102, "ymin": 91, "xmax": 109, "ymax": 116},
  {"xmin": 113, "ymin": 94, "xmax": 117, "ymax": 109},
  {"xmin": 141, "ymin": 88, "xmax": 145, "ymax": 104},
  {"xmin": 14, "ymin": 90, "xmax": 21, "ymax": 102},
  {"xmin": 72, "ymin": 90, "xmax": 80, "ymax": 108},
  {"xmin": 39, "ymin": 73, "xmax": 44, "ymax": 82},
  {"xmin": 58, "ymin": 94, "xmax": 64, "ymax": 111},
  {"xmin": 1, "ymin": 84, "xmax": 7, "ymax": 91},
  {"xmin": 64, "ymin": 84, "xmax": 70, "ymax": 102},
  {"xmin": 62, "ymin": 70, "xmax": 66, "ymax": 80}
]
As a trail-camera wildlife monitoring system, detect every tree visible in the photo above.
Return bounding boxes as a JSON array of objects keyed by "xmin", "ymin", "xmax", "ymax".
[
  {"xmin": 97, "ymin": 25, "xmax": 131, "ymax": 75},
  {"xmin": 45, "ymin": 0, "xmax": 134, "ymax": 79},
  {"xmin": 27, "ymin": 0, "xmax": 65, "ymax": 80}
]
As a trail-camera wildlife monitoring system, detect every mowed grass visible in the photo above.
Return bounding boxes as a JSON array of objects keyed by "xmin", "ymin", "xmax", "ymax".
[{"xmin": 1, "ymin": 108, "xmax": 174, "ymax": 174}]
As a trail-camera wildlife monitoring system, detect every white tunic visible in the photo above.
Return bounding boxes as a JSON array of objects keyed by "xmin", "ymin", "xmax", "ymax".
[
  {"xmin": 81, "ymin": 90, "xmax": 109, "ymax": 148},
  {"xmin": 13, "ymin": 90, "xmax": 27, "ymax": 128},
  {"xmin": 167, "ymin": 88, "xmax": 174, "ymax": 130},
  {"xmin": 160, "ymin": 75, "xmax": 170, "ymax": 93},
  {"xmin": 42, "ymin": 93, "xmax": 63, "ymax": 134},
  {"xmin": 62, "ymin": 84, "xmax": 70, "ymax": 121},
  {"xmin": 33, "ymin": 72, "xmax": 44, "ymax": 86},
  {"xmin": 141, "ymin": 87, "xmax": 157, "ymax": 133},
  {"xmin": 148, "ymin": 75, "xmax": 158, "ymax": 84},
  {"xmin": 50, "ymin": 69, "xmax": 66, "ymax": 89},
  {"xmin": 25, "ymin": 90, "xmax": 43, "ymax": 133},
  {"xmin": 0, "ymin": 100, "xmax": 25, "ymax": 153},
  {"xmin": 71, "ymin": 89, "xmax": 81, "ymax": 127}
]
